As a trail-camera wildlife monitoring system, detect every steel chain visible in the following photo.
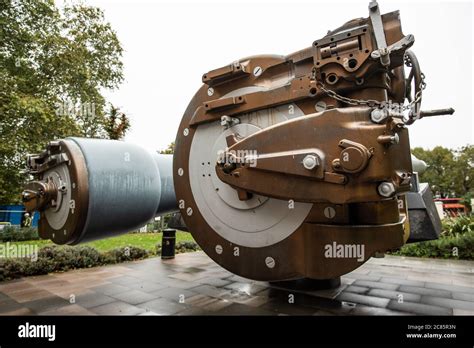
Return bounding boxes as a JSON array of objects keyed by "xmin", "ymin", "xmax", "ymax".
[{"xmin": 315, "ymin": 54, "xmax": 426, "ymax": 115}]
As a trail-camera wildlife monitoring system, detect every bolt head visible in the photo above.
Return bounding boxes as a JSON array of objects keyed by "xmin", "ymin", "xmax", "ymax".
[
  {"xmin": 303, "ymin": 155, "xmax": 319, "ymax": 170},
  {"xmin": 220, "ymin": 115, "xmax": 230, "ymax": 126},
  {"xmin": 378, "ymin": 182, "xmax": 396, "ymax": 197},
  {"xmin": 207, "ymin": 87, "xmax": 214, "ymax": 96},
  {"xmin": 315, "ymin": 101, "xmax": 327, "ymax": 112},
  {"xmin": 393, "ymin": 133, "xmax": 400, "ymax": 144},
  {"xmin": 371, "ymin": 108, "xmax": 387, "ymax": 123},
  {"xmin": 253, "ymin": 66, "xmax": 263, "ymax": 77},
  {"xmin": 265, "ymin": 256, "xmax": 275, "ymax": 268},
  {"xmin": 379, "ymin": 47, "xmax": 389, "ymax": 56}
]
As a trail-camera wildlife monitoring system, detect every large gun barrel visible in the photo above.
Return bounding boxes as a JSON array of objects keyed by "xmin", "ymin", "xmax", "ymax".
[{"xmin": 22, "ymin": 138, "xmax": 177, "ymax": 244}]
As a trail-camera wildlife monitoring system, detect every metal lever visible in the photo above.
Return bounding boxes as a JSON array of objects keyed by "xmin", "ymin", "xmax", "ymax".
[
  {"xmin": 368, "ymin": 0, "xmax": 390, "ymax": 66},
  {"xmin": 420, "ymin": 108, "xmax": 455, "ymax": 118}
]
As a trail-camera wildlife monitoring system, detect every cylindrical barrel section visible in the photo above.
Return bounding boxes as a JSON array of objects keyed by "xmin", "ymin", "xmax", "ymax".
[
  {"xmin": 71, "ymin": 137, "xmax": 163, "ymax": 243},
  {"xmin": 411, "ymin": 154, "xmax": 428, "ymax": 174},
  {"xmin": 153, "ymin": 153, "xmax": 177, "ymax": 214},
  {"xmin": 26, "ymin": 137, "xmax": 178, "ymax": 245}
]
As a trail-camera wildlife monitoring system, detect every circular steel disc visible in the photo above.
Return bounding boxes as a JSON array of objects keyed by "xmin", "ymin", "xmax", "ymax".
[
  {"xmin": 44, "ymin": 166, "xmax": 72, "ymax": 229},
  {"xmin": 173, "ymin": 56, "xmax": 315, "ymax": 281},
  {"xmin": 188, "ymin": 106, "xmax": 313, "ymax": 248}
]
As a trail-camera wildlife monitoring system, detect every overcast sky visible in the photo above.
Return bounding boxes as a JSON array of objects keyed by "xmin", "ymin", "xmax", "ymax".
[{"xmin": 85, "ymin": 0, "xmax": 473, "ymax": 152}]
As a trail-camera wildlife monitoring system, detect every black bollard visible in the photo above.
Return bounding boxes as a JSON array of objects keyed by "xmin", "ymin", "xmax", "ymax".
[{"xmin": 161, "ymin": 228, "xmax": 176, "ymax": 259}]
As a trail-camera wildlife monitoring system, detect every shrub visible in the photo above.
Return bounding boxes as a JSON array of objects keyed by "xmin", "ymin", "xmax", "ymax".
[
  {"xmin": 175, "ymin": 241, "xmax": 200, "ymax": 253},
  {"xmin": 0, "ymin": 257, "xmax": 55, "ymax": 279},
  {"xmin": 393, "ymin": 229, "xmax": 474, "ymax": 260},
  {"xmin": 441, "ymin": 215, "xmax": 474, "ymax": 237},
  {"xmin": 102, "ymin": 245, "xmax": 149, "ymax": 263},
  {"xmin": 0, "ymin": 245, "xmax": 149, "ymax": 282},
  {"xmin": 155, "ymin": 241, "xmax": 200, "ymax": 256},
  {"xmin": 392, "ymin": 215, "xmax": 474, "ymax": 260},
  {"xmin": 0, "ymin": 237, "xmax": 199, "ymax": 282},
  {"xmin": 0, "ymin": 226, "xmax": 39, "ymax": 242},
  {"xmin": 38, "ymin": 245, "xmax": 102, "ymax": 270},
  {"xmin": 155, "ymin": 244, "xmax": 162, "ymax": 255}
]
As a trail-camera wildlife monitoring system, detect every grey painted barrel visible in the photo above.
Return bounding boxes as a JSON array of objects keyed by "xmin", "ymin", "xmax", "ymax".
[
  {"xmin": 153, "ymin": 153, "xmax": 177, "ymax": 214},
  {"xmin": 411, "ymin": 154, "xmax": 428, "ymax": 174},
  {"xmin": 68, "ymin": 137, "xmax": 178, "ymax": 243}
]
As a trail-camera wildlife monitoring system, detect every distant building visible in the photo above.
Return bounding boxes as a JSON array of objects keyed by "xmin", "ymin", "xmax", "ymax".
[{"xmin": 0, "ymin": 205, "xmax": 39, "ymax": 227}]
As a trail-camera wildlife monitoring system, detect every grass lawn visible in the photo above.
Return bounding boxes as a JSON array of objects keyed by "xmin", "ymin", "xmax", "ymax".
[{"xmin": 4, "ymin": 231, "xmax": 195, "ymax": 253}]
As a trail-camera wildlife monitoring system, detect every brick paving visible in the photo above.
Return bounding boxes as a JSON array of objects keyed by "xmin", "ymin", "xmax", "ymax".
[{"xmin": 0, "ymin": 252, "xmax": 473, "ymax": 315}]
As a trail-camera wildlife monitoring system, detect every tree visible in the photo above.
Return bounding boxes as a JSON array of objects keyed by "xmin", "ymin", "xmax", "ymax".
[
  {"xmin": 103, "ymin": 104, "xmax": 130, "ymax": 140},
  {"xmin": 412, "ymin": 145, "xmax": 474, "ymax": 198},
  {"xmin": 160, "ymin": 142, "xmax": 175, "ymax": 154},
  {"xmin": 452, "ymin": 145, "xmax": 474, "ymax": 195},
  {"xmin": 0, "ymin": 0, "xmax": 125, "ymax": 204}
]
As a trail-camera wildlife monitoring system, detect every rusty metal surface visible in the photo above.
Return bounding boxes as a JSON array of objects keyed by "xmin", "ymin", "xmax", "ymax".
[
  {"xmin": 215, "ymin": 107, "xmax": 412, "ymax": 204},
  {"xmin": 172, "ymin": 2, "xmax": 446, "ymax": 281},
  {"xmin": 32, "ymin": 139, "xmax": 90, "ymax": 245}
]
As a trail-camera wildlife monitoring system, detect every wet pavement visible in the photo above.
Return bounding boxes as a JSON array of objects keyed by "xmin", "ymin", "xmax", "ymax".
[{"xmin": 0, "ymin": 251, "xmax": 473, "ymax": 315}]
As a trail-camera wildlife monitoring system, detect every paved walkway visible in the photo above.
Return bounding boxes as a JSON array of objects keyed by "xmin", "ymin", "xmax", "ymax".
[{"xmin": 0, "ymin": 252, "xmax": 473, "ymax": 315}]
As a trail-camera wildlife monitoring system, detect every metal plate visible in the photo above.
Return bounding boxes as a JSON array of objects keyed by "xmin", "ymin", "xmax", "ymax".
[
  {"xmin": 44, "ymin": 165, "xmax": 71, "ymax": 230},
  {"xmin": 210, "ymin": 123, "xmax": 268, "ymax": 210},
  {"xmin": 189, "ymin": 101, "xmax": 313, "ymax": 248}
]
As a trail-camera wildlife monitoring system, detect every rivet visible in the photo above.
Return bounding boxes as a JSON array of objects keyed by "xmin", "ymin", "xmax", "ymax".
[
  {"xmin": 324, "ymin": 206, "xmax": 336, "ymax": 219},
  {"xmin": 315, "ymin": 101, "xmax": 327, "ymax": 112},
  {"xmin": 265, "ymin": 256, "xmax": 275, "ymax": 269},
  {"xmin": 253, "ymin": 66, "xmax": 263, "ymax": 77}
]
